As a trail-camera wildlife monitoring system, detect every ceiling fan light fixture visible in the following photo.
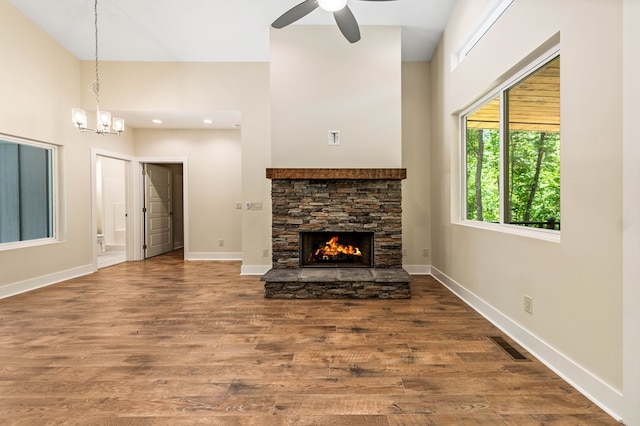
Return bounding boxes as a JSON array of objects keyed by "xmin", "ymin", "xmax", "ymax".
[
  {"xmin": 273, "ymin": 0, "xmax": 395, "ymax": 43},
  {"xmin": 318, "ymin": 0, "xmax": 348, "ymax": 12}
]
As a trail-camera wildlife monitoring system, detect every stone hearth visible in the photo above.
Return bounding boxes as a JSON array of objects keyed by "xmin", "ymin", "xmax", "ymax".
[
  {"xmin": 261, "ymin": 168, "xmax": 411, "ymax": 299},
  {"xmin": 262, "ymin": 268, "xmax": 411, "ymax": 299}
]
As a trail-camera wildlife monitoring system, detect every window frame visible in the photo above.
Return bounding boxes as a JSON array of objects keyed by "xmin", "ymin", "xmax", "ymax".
[
  {"xmin": 452, "ymin": 0, "xmax": 516, "ymax": 70},
  {"xmin": 459, "ymin": 47, "xmax": 561, "ymax": 242},
  {"xmin": 0, "ymin": 133, "xmax": 59, "ymax": 251}
]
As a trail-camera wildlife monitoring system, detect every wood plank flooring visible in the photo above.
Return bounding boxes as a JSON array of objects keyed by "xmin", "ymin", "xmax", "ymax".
[{"xmin": 0, "ymin": 250, "xmax": 618, "ymax": 425}]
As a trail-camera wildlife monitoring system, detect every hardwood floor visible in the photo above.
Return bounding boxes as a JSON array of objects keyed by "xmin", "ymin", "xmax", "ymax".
[{"xmin": 0, "ymin": 250, "xmax": 618, "ymax": 425}]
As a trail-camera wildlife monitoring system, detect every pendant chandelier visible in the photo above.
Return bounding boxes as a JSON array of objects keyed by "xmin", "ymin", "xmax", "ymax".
[{"xmin": 71, "ymin": 0, "xmax": 124, "ymax": 135}]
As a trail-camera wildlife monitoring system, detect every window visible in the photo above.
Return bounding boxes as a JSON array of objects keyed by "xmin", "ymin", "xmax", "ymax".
[
  {"xmin": 462, "ymin": 53, "xmax": 560, "ymax": 232},
  {"xmin": 0, "ymin": 135, "xmax": 56, "ymax": 246},
  {"xmin": 453, "ymin": 0, "xmax": 516, "ymax": 69}
]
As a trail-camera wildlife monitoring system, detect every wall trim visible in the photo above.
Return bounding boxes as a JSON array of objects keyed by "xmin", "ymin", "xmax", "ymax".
[
  {"xmin": 241, "ymin": 265, "xmax": 271, "ymax": 275},
  {"xmin": 186, "ymin": 252, "xmax": 242, "ymax": 261},
  {"xmin": 0, "ymin": 264, "xmax": 95, "ymax": 300},
  {"xmin": 404, "ymin": 264, "xmax": 431, "ymax": 275},
  {"xmin": 429, "ymin": 266, "xmax": 623, "ymax": 422}
]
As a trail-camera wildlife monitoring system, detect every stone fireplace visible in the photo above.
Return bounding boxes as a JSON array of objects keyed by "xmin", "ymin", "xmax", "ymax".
[{"xmin": 261, "ymin": 168, "xmax": 411, "ymax": 299}]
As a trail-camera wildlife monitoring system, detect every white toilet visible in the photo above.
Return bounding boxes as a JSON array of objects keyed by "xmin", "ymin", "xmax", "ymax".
[{"xmin": 97, "ymin": 234, "xmax": 106, "ymax": 255}]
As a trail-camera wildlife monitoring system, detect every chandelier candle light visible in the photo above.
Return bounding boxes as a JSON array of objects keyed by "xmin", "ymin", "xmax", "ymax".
[{"xmin": 71, "ymin": 0, "xmax": 124, "ymax": 135}]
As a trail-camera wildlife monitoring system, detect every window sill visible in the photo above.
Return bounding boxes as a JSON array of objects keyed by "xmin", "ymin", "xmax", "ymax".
[
  {"xmin": 454, "ymin": 220, "xmax": 561, "ymax": 243},
  {"xmin": 0, "ymin": 238, "xmax": 59, "ymax": 252}
]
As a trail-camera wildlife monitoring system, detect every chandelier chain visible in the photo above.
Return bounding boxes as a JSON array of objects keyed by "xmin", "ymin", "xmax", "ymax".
[
  {"xmin": 72, "ymin": 0, "xmax": 124, "ymax": 135},
  {"xmin": 93, "ymin": 0, "xmax": 100, "ymax": 108}
]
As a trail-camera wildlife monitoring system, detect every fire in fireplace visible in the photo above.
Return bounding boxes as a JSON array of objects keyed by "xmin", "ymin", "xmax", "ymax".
[
  {"xmin": 300, "ymin": 231, "xmax": 373, "ymax": 268},
  {"xmin": 314, "ymin": 236, "xmax": 362, "ymax": 261}
]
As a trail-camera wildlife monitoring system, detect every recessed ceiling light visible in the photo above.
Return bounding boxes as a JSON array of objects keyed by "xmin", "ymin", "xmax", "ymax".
[
  {"xmin": 203, "ymin": 119, "xmax": 213, "ymax": 124},
  {"xmin": 152, "ymin": 119, "xmax": 162, "ymax": 124}
]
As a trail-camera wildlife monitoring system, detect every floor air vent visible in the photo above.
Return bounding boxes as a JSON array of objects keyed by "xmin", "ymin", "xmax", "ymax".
[{"xmin": 489, "ymin": 336, "xmax": 529, "ymax": 361}]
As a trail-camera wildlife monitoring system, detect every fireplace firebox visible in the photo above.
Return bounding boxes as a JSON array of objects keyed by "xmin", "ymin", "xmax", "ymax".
[{"xmin": 300, "ymin": 231, "xmax": 373, "ymax": 268}]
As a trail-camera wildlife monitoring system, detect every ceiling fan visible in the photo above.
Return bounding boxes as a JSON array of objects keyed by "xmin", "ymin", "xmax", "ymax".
[{"xmin": 272, "ymin": 0, "xmax": 397, "ymax": 44}]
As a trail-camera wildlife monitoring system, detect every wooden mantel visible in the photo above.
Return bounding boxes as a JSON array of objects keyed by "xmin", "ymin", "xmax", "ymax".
[{"xmin": 266, "ymin": 168, "xmax": 407, "ymax": 180}]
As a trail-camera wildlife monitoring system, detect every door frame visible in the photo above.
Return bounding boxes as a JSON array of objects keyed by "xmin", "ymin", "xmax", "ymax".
[
  {"xmin": 135, "ymin": 157, "xmax": 188, "ymax": 261},
  {"xmin": 91, "ymin": 149, "xmax": 135, "ymax": 268}
]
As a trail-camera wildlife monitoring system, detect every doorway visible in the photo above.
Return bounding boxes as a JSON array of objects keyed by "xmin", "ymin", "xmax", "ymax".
[
  {"xmin": 142, "ymin": 162, "xmax": 184, "ymax": 259},
  {"xmin": 95, "ymin": 155, "xmax": 129, "ymax": 268}
]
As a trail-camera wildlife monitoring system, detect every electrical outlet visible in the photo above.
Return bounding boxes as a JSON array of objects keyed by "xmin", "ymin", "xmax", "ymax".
[
  {"xmin": 422, "ymin": 248, "xmax": 429, "ymax": 257},
  {"xmin": 219, "ymin": 239, "xmax": 224, "ymax": 247},
  {"xmin": 262, "ymin": 248, "xmax": 269, "ymax": 257},
  {"xmin": 246, "ymin": 202, "xmax": 263, "ymax": 210},
  {"xmin": 402, "ymin": 249, "xmax": 407, "ymax": 257},
  {"xmin": 524, "ymin": 295, "xmax": 533, "ymax": 314}
]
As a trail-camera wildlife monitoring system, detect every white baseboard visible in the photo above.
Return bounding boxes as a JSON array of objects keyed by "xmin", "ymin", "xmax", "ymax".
[
  {"xmin": 186, "ymin": 252, "xmax": 242, "ymax": 261},
  {"xmin": 430, "ymin": 266, "xmax": 624, "ymax": 423},
  {"xmin": 403, "ymin": 264, "xmax": 431, "ymax": 275},
  {"xmin": 241, "ymin": 265, "xmax": 271, "ymax": 275},
  {"xmin": 0, "ymin": 264, "xmax": 95, "ymax": 300}
]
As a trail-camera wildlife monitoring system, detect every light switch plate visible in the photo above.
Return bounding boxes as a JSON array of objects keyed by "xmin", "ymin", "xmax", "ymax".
[{"xmin": 328, "ymin": 130, "xmax": 340, "ymax": 146}]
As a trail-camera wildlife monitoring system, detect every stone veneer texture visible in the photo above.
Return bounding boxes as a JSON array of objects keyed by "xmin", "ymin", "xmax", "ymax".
[{"xmin": 271, "ymin": 179, "xmax": 403, "ymax": 269}]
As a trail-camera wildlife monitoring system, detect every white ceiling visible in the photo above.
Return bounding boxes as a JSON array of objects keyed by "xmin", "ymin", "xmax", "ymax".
[{"xmin": 8, "ymin": 0, "xmax": 457, "ymax": 129}]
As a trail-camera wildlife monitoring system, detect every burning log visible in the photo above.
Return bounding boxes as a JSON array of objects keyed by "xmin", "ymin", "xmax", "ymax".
[{"xmin": 313, "ymin": 236, "xmax": 362, "ymax": 261}]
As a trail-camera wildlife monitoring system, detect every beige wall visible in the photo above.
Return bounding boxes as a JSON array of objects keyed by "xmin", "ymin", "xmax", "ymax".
[
  {"xmin": 270, "ymin": 26, "xmax": 429, "ymax": 269},
  {"xmin": 430, "ymin": 0, "xmax": 623, "ymax": 411},
  {"xmin": 0, "ymin": 0, "xmax": 135, "ymax": 292},
  {"xmin": 77, "ymin": 61, "xmax": 272, "ymax": 269},
  {"xmin": 135, "ymin": 129, "xmax": 242, "ymax": 256},
  {"xmin": 622, "ymin": 0, "xmax": 640, "ymax": 423},
  {"xmin": 270, "ymin": 26, "xmax": 402, "ymax": 168},
  {"xmin": 0, "ymin": 15, "xmax": 414, "ymax": 276},
  {"xmin": 401, "ymin": 62, "xmax": 431, "ymax": 269}
]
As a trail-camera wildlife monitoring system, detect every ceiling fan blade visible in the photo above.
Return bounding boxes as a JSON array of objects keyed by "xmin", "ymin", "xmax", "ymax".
[
  {"xmin": 272, "ymin": 0, "xmax": 319, "ymax": 29},
  {"xmin": 333, "ymin": 5, "xmax": 361, "ymax": 43}
]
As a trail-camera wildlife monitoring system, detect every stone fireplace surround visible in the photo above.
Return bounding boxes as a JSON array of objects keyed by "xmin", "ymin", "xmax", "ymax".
[{"xmin": 261, "ymin": 168, "xmax": 411, "ymax": 299}]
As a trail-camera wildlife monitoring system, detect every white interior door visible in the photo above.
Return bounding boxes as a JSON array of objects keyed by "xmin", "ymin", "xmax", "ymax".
[{"xmin": 144, "ymin": 163, "xmax": 173, "ymax": 258}]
